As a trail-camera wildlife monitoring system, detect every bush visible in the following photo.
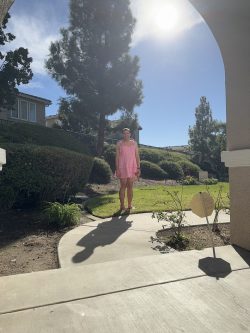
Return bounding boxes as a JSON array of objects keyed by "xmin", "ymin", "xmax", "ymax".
[
  {"xmin": 0, "ymin": 186, "xmax": 16, "ymax": 210},
  {"xmin": 103, "ymin": 144, "xmax": 116, "ymax": 172},
  {"xmin": 139, "ymin": 148, "xmax": 165, "ymax": 164},
  {"xmin": 89, "ymin": 158, "xmax": 112, "ymax": 184},
  {"xmin": 158, "ymin": 160, "xmax": 184, "ymax": 180},
  {"xmin": 177, "ymin": 160, "xmax": 201, "ymax": 177},
  {"xmin": 140, "ymin": 160, "xmax": 167, "ymax": 180},
  {"xmin": 102, "ymin": 145, "xmax": 194, "ymax": 174},
  {"xmin": 42, "ymin": 202, "xmax": 81, "ymax": 227},
  {"xmin": 181, "ymin": 176, "xmax": 199, "ymax": 185},
  {"xmin": 0, "ymin": 121, "xmax": 92, "ymax": 155},
  {"xmin": 200, "ymin": 178, "xmax": 218, "ymax": 185},
  {"xmin": 0, "ymin": 144, "xmax": 93, "ymax": 209}
]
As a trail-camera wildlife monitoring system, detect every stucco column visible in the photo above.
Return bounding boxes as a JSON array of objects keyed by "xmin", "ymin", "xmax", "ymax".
[
  {"xmin": 0, "ymin": 148, "xmax": 6, "ymax": 171},
  {"xmin": 189, "ymin": 0, "xmax": 250, "ymax": 250}
]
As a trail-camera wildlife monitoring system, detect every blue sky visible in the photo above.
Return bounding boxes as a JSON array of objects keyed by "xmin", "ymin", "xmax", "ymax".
[{"xmin": 7, "ymin": 0, "xmax": 226, "ymax": 147}]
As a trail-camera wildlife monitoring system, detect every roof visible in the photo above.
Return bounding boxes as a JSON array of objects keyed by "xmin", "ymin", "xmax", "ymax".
[
  {"xmin": 46, "ymin": 114, "xmax": 59, "ymax": 120},
  {"xmin": 18, "ymin": 92, "xmax": 52, "ymax": 106}
]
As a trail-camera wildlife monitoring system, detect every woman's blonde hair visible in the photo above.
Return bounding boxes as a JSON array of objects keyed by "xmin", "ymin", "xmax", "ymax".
[{"xmin": 122, "ymin": 127, "xmax": 130, "ymax": 133}]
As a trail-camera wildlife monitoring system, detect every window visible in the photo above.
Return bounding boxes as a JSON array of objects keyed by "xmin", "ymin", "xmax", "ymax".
[
  {"xmin": 11, "ymin": 100, "xmax": 19, "ymax": 118},
  {"xmin": 11, "ymin": 108, "xmax": 18, "ymax": 119},
  {"xmin": 20, "ymin": 100, "xmax": 28, "ymax": 120},
  {"xmin": 29, "ymin": 103, "xmax": 36, "ymax": 122},
  {"xmin": 10, "ymin": 99, "xmax": 37, "ymax": 123}
]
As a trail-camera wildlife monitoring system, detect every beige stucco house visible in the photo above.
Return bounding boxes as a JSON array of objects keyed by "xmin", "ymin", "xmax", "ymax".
[
  {"xmin": 0, "ymin": 92, "xmax": 51, "ymax": 126},
  {"xmin": 46, "ymin": 114, "xmax": 62, "ymax": 128}
]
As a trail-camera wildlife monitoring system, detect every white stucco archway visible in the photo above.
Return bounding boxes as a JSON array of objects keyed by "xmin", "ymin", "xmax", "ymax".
[{"xmin": 189, "ymin": 0, "xmax": 250, "ymax": 250}]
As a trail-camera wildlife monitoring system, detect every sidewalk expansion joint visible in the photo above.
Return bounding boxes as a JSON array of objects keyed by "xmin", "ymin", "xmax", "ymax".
[{"xmin": 1, "ymin": 267, "xmax": 248, "ymax": 317}]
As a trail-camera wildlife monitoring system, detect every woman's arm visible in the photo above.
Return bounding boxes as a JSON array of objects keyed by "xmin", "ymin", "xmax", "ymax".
[
  {"xmin": 115, "ymin": 141, "xmax": 120, "ymax": 175},
  {"xmin": 135, "ymin": 142, "xmax": 141, "ymax": 176}
]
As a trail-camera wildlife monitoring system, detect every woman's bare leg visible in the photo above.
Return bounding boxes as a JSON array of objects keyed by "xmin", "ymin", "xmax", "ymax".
[
  {"xmin": 119, "ymin": 178, "xmax": 127, "ymax": 209},
  {"xmin": 127, "ymin": 178, "xmax": 134, "ymax": 209}
]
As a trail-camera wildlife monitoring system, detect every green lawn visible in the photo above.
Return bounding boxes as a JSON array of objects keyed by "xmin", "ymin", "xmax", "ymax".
[{"xmin": 85, "ymin": 182, "xmax": 230, "ymax": 218}]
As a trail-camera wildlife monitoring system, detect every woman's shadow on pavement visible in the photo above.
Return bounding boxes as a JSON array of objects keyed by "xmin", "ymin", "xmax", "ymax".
[{"xmin": 72, "ymin": 214, "xmax": 132, "ymax": 263}]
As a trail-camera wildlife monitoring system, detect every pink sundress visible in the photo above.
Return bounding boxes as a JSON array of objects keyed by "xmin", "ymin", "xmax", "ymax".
[{"xmin": 117, "ymin": 140, "xmax": 137, "ymax": 179}]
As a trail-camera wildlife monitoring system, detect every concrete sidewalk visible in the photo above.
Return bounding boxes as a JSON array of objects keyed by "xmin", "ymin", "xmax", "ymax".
[
  {"xmin": 0, "ymin": 245, "xmax": 249, "ymax": 332},
  {"xmin": 58, "ymin": 210, "xmax": 230, "ymax": 268}
]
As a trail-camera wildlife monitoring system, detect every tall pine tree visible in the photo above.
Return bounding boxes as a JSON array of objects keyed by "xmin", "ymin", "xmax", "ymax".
[
  {"xmin": 46, "ymin": 0, "xmax": 143, "ymax": 155},
  {"xmin": 188, "ymin": 96, "xmax": 215, "ymax": 172},
  {"xmin": 188, "ymin": 96, "xmax": 228, "ymax": 179}
]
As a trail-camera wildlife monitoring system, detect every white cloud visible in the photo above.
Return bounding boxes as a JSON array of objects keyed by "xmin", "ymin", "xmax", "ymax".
[
  {"xmin": 4, "ymin": 14, "xmax": 59, "ymax": 75},
  {"xmin": 130, "ymin": 0, "xmax": 204, "ymax": 45},
  {"xmin": 20, "ymin": 80, "xmax": 44, "ymax": 90}
]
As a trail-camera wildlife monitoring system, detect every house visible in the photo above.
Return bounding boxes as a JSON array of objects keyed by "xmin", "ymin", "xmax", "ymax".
[
  {"xmin": 0, "ymin": 92, "xmax": 52, "ymax": 126},
  {"xmin": 46, "ymin": 114, "xmax": 62, "ymax": 128}
]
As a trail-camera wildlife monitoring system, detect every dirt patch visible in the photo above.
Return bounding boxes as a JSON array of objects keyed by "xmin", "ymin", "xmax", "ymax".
[
  {"xmin": 0, "ymin": 209, "xmax": 91, "ymax": 277},
  {"xmin": 152, "ymin": 223, "xmax": 231, "ymax": 252}
]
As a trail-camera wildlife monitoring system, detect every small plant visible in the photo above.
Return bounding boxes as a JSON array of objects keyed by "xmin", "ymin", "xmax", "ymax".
[
  {"xmin": 205, "ymin": 184, "xmax": 229, "ymax": 232},
  {"xmin": 152, "ymin": 187, "xmax": 189, "ymax": 250},
  {"xmin": 181, "ymin": 175, "xmax": 199, "ymax": 185},
  {"xmin": 42, "ymin": 202, "xmax": 82, "ymax": 228},
  {"xmin": 200, "ymin": 178, "xmax": 218, "ymax": 185}
]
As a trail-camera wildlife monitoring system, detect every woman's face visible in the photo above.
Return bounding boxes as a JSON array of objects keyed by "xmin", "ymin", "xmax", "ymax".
[{"xmin": 123, "ymin": 130, "xmax": 131, "ymax": 140}]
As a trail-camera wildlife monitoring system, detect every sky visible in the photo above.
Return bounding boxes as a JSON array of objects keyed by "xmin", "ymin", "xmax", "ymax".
[{"xmin": 6, "ymin": 0, "xmax": 226, "ymax": 147}]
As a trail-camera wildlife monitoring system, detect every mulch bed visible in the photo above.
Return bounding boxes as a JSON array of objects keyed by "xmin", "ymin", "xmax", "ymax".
[
  {"xmin": 152, "ymin": 223, "xmax": 231, "ymax": 252},
  {"xmin": 0, "ymin": 203, "xmax": 231, "ymax": 277},
  {"xmin": 0, "ymin": 209, "xmax": 90, "ymax": 277}
]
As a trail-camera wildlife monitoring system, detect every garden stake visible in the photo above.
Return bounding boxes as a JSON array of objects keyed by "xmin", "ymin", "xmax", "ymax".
[{"xmin": 199, "ymin": 192, "xmax": 216, "ymax": 259}]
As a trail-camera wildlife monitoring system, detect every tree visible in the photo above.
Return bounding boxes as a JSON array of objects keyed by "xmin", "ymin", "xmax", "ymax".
[
  {"xmin": 208, "ymin": 121, "xmax": 228, "ymax": 180},
  {"xmin": 188, "ymin": 96, "xmax": 228, "ymax": 179},
  {"xmin": 107, "ymin": 109, "xmax": 140, "ymax": 137},
  {"xmin": 188, "ymin": 97, "xmax": 214, "ymax": 171},
  {"xmin": 0, "ymin": 13, "xmax": 33, "ymax": 110},
  {"xmin": 46, "ymin": 0, "xmax": 143, "ymax": 156},
  {"xmin": 57, "ymin": 97, "xmax": 99, "ymax": 133}
]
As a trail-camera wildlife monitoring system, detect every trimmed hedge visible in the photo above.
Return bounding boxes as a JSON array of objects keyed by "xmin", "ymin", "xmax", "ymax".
[
  {"xmin": 0, "ymin": 143, "xmax": 93, "ymax": 209},
  {"xmin": 158, "ymin": 160, "xmax": 184, "ymax": 180},
  {"xmin": 89, "ymin": 158, "xmax": 112, "ymax": 184},
  {"xmin": 139, "ymin": 148, "xmax": 167, "ymax": 164},
  {"xmin": 0, "ymin": 120, "xmax": 93, "ymax": 155},
  {"xmin": 140, "ymin": 160, "xmax": 167, "ymax": 180},
  {"xmin": 102, "ymin": 145, "xmax": 201, "ymax": 180},
  {"xmin": 177, "ymin": 160, "xmax": 201, "ymax": 177}
]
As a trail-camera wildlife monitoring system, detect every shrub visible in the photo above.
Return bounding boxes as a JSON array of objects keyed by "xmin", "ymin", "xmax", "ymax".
[
  {"xmin": 0, "ymin": 186, "xmax": 16, "ymax": 210},
  {"xmin": 152, "ymin": 187, "xmax": 189, "ymax": 250},
  {"xmin": 177, "ymin": 160, "xmax": 201, "ymax": 177},
  {"xmin": 103, "ymin": 144, "xmax": 116, "ymax": 172},
  {"xmin": 42, "ymin": 202, "xmax": 81, "ymax": 227},
  {"xmin": 89, "ymin": 158, "xmax": 112, "ymax": 184},
  {"xmin": 181, "ymin": 176, "xmax": 199, "ymax": 185},
  {"xmin": 200, "ymin": 178, "xmax": 218, "ymax": 185},
  {"xmin": 0, "ymin": 144, "xmax": 93, "ymax": 209},
  {"xmin": 139, "ymin": 148, "xmax": 164, "ymax": 164},
  {"xmin": 158, "ymin": 160, "xmax": 184, "ymax": 180},
  {"xmin": 0, "ymin": 121, "xmax": 92, "ymax": 155},
  {"xmin": 140, "ymin": 160, "xmax": 167, "ymax": 180}
]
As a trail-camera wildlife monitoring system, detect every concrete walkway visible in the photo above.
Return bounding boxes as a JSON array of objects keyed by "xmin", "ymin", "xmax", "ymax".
[
  {"xmin": 0, "ymin": 245, "xmax": 249, "ymax": 332},
  {"xmin": 58, "ymin": 210, "xmax": 230, "ymax": 268}
]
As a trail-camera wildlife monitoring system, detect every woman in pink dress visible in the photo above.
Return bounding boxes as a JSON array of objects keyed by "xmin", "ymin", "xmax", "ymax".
[{"xmin": 115, "ymin": 128, "xmax": 141, "ymax": 212}]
